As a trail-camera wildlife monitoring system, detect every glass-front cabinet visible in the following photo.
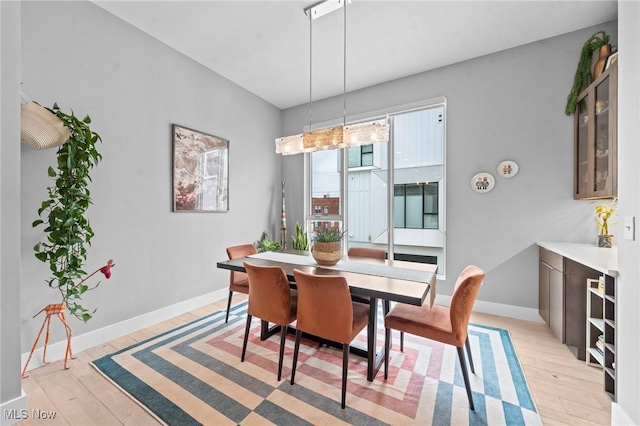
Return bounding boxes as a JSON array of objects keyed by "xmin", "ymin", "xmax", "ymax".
[{"xmin": 574, "ymin": 61, "xmax": 617, "ymax": 199}]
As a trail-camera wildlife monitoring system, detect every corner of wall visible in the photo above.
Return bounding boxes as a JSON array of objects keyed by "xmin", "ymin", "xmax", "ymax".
[
  {"xmin": 0, "ymin": 390, "xmax": 27, "ymax": 426},
  {"xmin": 611, "ymin": 402, "xmax": 635, "ymax": 426}
]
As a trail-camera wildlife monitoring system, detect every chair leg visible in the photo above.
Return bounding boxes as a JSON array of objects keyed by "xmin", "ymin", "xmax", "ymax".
[
  {"xmin": 384, "ymin": 326, "xmax": 391, "ymax": 380},
  {"xmin": 225, "ymin": 290, "xmax": 234, "ymax": 323},
  {"xmin": 400, "ymin": 331, "xmax": 404, "ymax": 352},
  {"xmin": 456, "ymin": 346, "xmax": 475, "ymax": 411},
  {"xmin": 341, "ymin": 344, "xmax": 349, "ymax": 409},
  {"xmin": 291, "ymin": 329, "xmax": 302, "ymax": 385},
  {"xmin": 465, "ymin": 335, "xmax": 475, "ymax": 374},
  {"xmin": 277, "ymin": 325, "xmax": 287, "ymax": 381},
  {"xmin": 241, "ymin": 314, "xmax": 252, "ymax": 362}
]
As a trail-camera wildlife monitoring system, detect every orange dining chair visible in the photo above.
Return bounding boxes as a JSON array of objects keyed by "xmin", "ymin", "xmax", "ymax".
[
  {"xmin": 384, "ymin": 265, "xmax": 485, "ymax": 410},
  {"xmin": 225, "ymin": 244, "xmax": 258, "ymax": 323},
  {"xmin": 347, "ymin": 247, "xmax": 386, "ymax": 260},
  {"xmin": 242, "ymin": 262, "xmax": 297, "ymax": 381},
  {"xmin": 347, "ymin": 247, "xmax": 386, "ymax": 304},
  {"xmin": 347, "ymin": 247, "xmax": 402, "ymax": 346},
  {"xmin": 291, "ymin": 269, "xmax": 370, "ymax": 409}
]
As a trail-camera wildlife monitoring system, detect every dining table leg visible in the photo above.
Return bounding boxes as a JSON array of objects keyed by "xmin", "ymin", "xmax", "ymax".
[
  {"xmin": 261, "ymin": 297, "xmax": 388, "ymax": 382},
  {"xmin": 367, "ymin": 296, "xmax": 386, "ymax": 381},
  {"xmin": 260, "ymin": 320, "xmax": 281, "ymax": 340}
]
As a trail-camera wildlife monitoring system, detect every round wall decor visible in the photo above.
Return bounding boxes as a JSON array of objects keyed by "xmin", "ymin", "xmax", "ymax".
[
  {"xmin": 471, "ymin": 172, "xmax": 495, "ymax": 193},
  {"xmin": 497, "ymin": 160, "xmax": 519, "ymax": 178}
]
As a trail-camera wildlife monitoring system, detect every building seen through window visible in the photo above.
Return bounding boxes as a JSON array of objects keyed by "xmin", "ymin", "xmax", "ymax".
[{"xmin": 306, "ymin": 103, "xmax": 445, "ymax": 272}]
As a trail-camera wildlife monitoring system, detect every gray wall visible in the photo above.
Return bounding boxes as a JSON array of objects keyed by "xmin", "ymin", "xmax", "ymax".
[
  {"xmin": 282, "ymin": 22, "xmax": 618, "ymax": 310},
  {"xmin": 1, "ymin": 0, "xmax": 24, "ymax": 409},
  {"xmin": 616, "ymin": 2, "xmax": 640, "ymax": 423},
  {"xmin": 7, "ymin": 2, "xmax": 640, "ymax": 424},
  {"xmin": 19, "ymin": 1, "xmax": 282, "ymax": 351}
]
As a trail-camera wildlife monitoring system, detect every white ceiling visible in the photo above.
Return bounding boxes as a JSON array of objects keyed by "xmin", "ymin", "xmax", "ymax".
[{"xmin": 93, "ymin": 1, "xmax": 617, "ymax": 109}]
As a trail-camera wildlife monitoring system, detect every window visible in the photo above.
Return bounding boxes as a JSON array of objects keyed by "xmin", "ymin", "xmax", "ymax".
[
  {"xmin": 394, "ymin": 183, "xmax": 439, "ymax": 229},
  {"xmin": 310, "ymin": 150, "xmax": 341, "ymax": 217},
  {"xmin": 348, "ymin": 144, "xmax": 374, "ymax": 168},
  {"xmin": 306, "ymin": 100, "xmax": 446, "ymax": 273}
]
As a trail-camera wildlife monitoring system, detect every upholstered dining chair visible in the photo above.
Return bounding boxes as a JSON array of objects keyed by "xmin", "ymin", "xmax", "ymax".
[
  {"xmin": 384, "ymin": 265, "xmax": 485, "ymax": 410},
  {"xmin": 225, "ymin": 244, "xmax": 258, "ymax": 323},
  {"xmin": 347, "ymin": 247, "xmax": 386, "ymax": 305},
  {"xmin": 242, "ymin": 262, "xmax": 297, "ymax": 381},
  {"xmin": 291, "ymin": 269, "xmax": 370, "ymax": 409},
  {"xmin": 347, "ymin": 247, "xmax": 386, "ymax": 260},
  {"xmin": 347, "ymin": 247, "xmax": 402, "ymax": 346}
]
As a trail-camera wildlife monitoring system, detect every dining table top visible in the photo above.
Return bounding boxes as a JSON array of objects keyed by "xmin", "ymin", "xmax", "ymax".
[{"xmin": 217, "ymin": 250, "xmax": 437, "ymax": 307}]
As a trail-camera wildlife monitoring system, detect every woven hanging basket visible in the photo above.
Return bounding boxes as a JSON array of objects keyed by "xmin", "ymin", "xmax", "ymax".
[{"xmin": 20, "ymin": 102, "xmax": 70, "ymax": 150}]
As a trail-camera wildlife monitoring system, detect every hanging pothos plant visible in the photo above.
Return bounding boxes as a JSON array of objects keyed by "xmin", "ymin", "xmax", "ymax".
[
  {"xmin": 32, "ymin": 103, "xmax": 112, "ymax": 322},
  {"xmin": 564, "ymin": 31, "xmax": 610, "ymax": 115}
]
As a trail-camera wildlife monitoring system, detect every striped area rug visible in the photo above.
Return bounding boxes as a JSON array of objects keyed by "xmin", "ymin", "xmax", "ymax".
[{"xmin": 91, "ymin": 302, "xmax": 541, "ymax": 425}]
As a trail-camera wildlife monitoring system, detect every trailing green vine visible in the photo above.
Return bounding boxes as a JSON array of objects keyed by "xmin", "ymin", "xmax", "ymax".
[
  {"xmin": 32, "ymin": 103, "xmax": 106, "ymax": 322},
  {"xmin": 565, "ymin": 31, "xmax": 610, "ymax": 115}
]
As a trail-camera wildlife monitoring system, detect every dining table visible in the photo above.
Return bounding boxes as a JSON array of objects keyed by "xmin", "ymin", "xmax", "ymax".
[{"xmin": 216, "ymin": 250, "xmax": 437, "ymax": 382}]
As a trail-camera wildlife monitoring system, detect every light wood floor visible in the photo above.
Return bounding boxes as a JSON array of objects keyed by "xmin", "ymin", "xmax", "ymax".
[{"xmin": 19, "ymin": 295, "xmax": 611, "ymax": 425}]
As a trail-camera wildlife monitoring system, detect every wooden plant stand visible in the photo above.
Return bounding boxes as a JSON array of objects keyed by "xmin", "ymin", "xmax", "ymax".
[{"xmin": 21, "ymin": 303, "xmax": 74, "ymax": 378}]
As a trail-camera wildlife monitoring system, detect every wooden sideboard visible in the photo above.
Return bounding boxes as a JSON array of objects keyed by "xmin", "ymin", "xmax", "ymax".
[{"xmin": 537, "ymin": 242, "xmax": 617, "ymax": 401}]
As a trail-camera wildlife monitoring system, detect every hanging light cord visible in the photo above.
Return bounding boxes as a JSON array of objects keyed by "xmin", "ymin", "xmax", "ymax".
[
  {"xmin": 343, "ymin": 0, "xmax": 347, "ymax": 127},
  {"xmin": 308, "ymin": 11, "xmax": 313, "ymax": 132}
]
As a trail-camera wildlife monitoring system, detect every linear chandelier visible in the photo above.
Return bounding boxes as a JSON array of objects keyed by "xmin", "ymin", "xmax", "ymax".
[{"xmin": 275, "ymin": 0, "xmax": 389, "ymax": 156}]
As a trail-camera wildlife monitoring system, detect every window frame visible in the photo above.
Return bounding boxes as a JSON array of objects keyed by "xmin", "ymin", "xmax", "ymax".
[{"xmin": 303, "ymin": 96, "xmax": 447, "ymax": 278}]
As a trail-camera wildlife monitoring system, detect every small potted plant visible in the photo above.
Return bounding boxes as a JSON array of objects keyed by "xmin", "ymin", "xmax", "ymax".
[
  {"xmin": 595, "ymin": 198, "xmax": 617, "ymax": 248},
  {"xmin": 311, "ymin": 226, "xmax": 346, "ymax": 266},
  {"xmin": 291, "ymin": 222, "xmax": 309, "ymax": 252},
  {"xmin": 256, "ymin": 231, "xmax": 281, "ymax": 252}
]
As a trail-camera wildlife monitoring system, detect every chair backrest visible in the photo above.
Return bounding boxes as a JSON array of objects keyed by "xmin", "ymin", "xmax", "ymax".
[
  {"xmin": 244, "ymin": 262, "xmax": 292, "ymax": 325},
  {"xmin": 226, "ymin": 244, "xmax": 257, "ymax": 285},
  {"xmin": 449, "ymin": 265, "xmax": 485, "ymax": 346},
  {"xmin": 292, "ymin": 269, "xmax": 354, "ymax": 343},
  {"xmin": 347, "ymin": 247, "xmax": 386, "ymax": 260}
]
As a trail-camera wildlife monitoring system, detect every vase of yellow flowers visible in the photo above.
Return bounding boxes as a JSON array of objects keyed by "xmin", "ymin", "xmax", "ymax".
[{"xmin": 595, "ymin": 198, "xmax": 617, "ymax": 248}]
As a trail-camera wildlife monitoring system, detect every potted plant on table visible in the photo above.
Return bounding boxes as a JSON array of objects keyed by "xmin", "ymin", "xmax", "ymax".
[
  {"xmin": 595, "ymin": 198, "xmax": 617, "ymax": 248},
  {"xmin": 291, "ymin": 222, "xmax": 309, "ymax": 251},
  {"xmin": 311, "ymin": 227, "xmax": 346, "ymax": 266},
  {"xmin": 256, "ymin": 231, "xmax": 281, "ymax": 252}
]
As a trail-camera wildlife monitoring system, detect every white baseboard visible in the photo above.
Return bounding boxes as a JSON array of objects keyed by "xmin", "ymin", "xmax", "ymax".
[
  {"xmin": 0, "ymin": 390, "xmax": 27, "ymax": 426},
  {"xmin": 21, "ymin": 288, "xmax": 228, "ymax": 373},
  {"xmin": 611, "ymin": 402, "xmax": 635, "ymax": 426},
  {"xmin": 435, "ymin": 295, "xmax": 545, "ymax": 323},
  {"xmin": 21, "ymin": 289, "xmax": 543, "ymax": 372}
]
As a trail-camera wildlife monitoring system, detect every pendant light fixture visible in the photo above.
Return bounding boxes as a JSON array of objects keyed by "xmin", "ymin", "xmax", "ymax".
[{"xmin": 275, "ymin": 0, "xmax": 389, "ymax": 155}]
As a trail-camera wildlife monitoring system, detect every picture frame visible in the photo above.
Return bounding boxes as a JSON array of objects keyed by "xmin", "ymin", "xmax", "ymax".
[
  {"xmin": 605, "ymin": 52, "xmax": 618, "ymax": 70},
  {"xmin": 172, "ymin": 124, "xmax": 229, "ymax": 212}
]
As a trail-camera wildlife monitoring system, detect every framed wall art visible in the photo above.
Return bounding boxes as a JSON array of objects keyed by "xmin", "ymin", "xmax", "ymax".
[{"xmin": 172, "ymin": 124, "xmax": 229, "ymax": 212}]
